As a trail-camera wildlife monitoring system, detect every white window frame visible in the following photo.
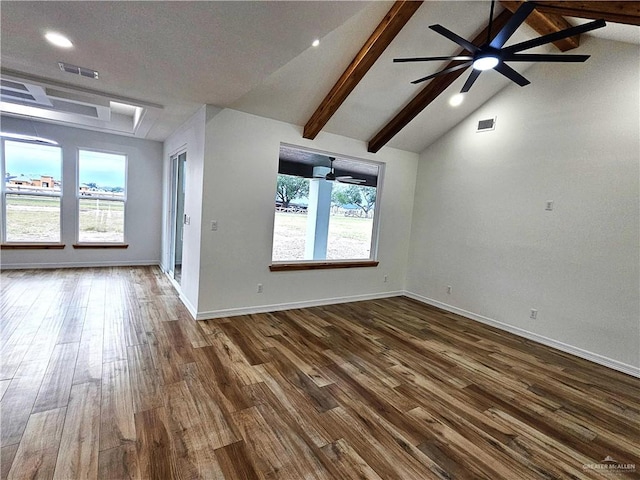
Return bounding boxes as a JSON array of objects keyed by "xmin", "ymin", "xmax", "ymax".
[
  {"xmin": 76, "ymin": 148, "xmax": 128, "ymax": 244},
  {"xmin": 1, "ymin": 138, "xmax": 63, "ymax": 243}
]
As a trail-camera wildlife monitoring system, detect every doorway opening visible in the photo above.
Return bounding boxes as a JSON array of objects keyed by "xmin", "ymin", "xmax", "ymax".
[{"xmin": 170, "ymin": 151, "xmax": 186, "ymax": 284}]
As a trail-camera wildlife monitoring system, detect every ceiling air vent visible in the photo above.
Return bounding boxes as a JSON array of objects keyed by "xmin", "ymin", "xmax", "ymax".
[
  {"xmin": 477, "ymin": 117, "xmax": 496, "ymax": 132},
  {"xmin": 58, "ymin": 62, "xmax": 99, "ymax": 79}
]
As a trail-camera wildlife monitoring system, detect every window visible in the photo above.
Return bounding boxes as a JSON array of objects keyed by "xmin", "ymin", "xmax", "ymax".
[
  {"xmin": 2, "ymin": 140, "xmax": 62, "ymax": 242},
  {"xmin": 77, "ymin": 149, "xmax": 126, "ymax": 243},
  {"xmin": 272, "ymin": 145, "xmax": 380, "ymax": 264}
]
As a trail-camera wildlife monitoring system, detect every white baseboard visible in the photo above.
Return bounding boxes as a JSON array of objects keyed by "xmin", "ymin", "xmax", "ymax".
[
  {"xmin": 404, "ymin": 291, "xmax": 640, "ymax": 379},
  {"xmin": 179, "ymin": 293, "xmax": 197, "ymax": 320},
  {"xmin": 195, "ymin": 290, "xmax": 404, "ymax": 320},
  {"xmin": 162, "ymin": 270, "xmax": 197, "ymax": 320},
  {"xmin": 0, "ymin": 260, "xmax": 159, "ymax": 270}
]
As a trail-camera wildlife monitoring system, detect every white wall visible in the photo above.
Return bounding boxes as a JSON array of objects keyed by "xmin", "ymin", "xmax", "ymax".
[
  {"xmin": 1, "ymin": 116, "xmax": 163, "ymax": 268},
  {"xmin": 406, "ymin": 37, "xmax": 640, "ymax": 374},
  {"xmin": 195, "ymin": 108, "xmax": 418, "ymax": 317},
  {"xmin": 161, "ymin": 106, "xmax": 221, "ymax": 315}
]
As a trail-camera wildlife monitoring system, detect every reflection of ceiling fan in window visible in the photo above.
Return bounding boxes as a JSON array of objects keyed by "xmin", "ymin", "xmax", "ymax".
[{"xmin": 314, "ymin": 157, "xmax": 366, "ymax": 184}]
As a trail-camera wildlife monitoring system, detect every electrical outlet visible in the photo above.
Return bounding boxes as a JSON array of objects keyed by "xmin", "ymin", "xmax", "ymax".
[
  {"xmin": 383, "ymin": 275, "xmax": 388, "ymax": 283},
  {"xmin": 447, "ymin": 285, "xmax": 452, "ymax": 294},
  {"xmin": 545, "ymin": 201, "xmax": 554, "ymax": 211},
  {"xmin": 257, "ymin": 284, "xmax": 263, "ymax": 293},
  {"xmin": 211, "ymin": 220, "xmax": 218, "ymax": 231},
  {"xmin": 530, "ymin": 308, "xmax": 538, "ymax": 320}
]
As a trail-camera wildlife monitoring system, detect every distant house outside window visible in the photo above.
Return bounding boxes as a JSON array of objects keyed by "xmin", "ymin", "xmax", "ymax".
[
  {"xmin": 2, "ymin": 140, "xmax": 62, "ymax": 242},
  {"xmin": 272, "ymin": 145, "xmax": 380, "ymax": 263},
  {"xmin": 78, "ymin": 149, "xmax": 126, "ymax": 243}
]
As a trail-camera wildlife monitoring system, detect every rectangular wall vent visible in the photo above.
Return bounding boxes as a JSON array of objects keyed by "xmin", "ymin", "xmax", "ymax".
[
  {"xmin": 58, "ymin": 62, "xmax": 99, "ymax": 79},
  {"xmin": 477, "ymin": 117, "xmax": 496, "ymax": 132}
]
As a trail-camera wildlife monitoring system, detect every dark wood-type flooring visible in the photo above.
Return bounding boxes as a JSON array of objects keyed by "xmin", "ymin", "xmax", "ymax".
[{"xmin": 1, "ymin": 267, "xmax": 639, "ymax": 479}]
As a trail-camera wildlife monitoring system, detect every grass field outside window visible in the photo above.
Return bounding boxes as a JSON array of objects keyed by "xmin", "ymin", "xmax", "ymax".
[{"xmin": 272, "ymin": 211, "xmax": 373, "ymax": 261}]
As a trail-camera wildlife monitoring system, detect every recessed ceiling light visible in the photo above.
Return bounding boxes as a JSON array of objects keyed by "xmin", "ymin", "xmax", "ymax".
[
  {"xmin": 45, "ymin": 32, "xmax": 73, "ymax": 48},
  {"xmin": 449, "ymin": 93, "xmax": 464, "ymax": 107},
  {"xmin": 312, "ymin": 39, "xmax": 320, "ymax": 47}
]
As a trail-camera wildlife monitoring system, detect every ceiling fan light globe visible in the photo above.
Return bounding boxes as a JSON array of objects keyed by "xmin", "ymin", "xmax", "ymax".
[{"xmin": 473, "ymin": 55, "xmax": 499, "ymax": 71}]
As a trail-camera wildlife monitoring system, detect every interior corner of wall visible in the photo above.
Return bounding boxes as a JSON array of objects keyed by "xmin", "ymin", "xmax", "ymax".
[{"xmin": 205, "ymin": 104, "xmax": 224, "ymax": 122}]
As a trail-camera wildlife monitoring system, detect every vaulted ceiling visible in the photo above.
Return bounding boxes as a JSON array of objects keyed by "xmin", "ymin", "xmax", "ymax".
[{"xmin": 1, "ymin": 1, "xmax": 638, "ymax": 153}]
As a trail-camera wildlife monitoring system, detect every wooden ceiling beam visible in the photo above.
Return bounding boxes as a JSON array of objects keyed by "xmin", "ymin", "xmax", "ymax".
[
  {"xmin": 501, "ymin": 1, "xmax": 579, "ymax": 51},
  {"xmin": 367, "ymin": 9, "xmax": 512, "ymax": 153},
  {"xmin": 303, "ymin": 0, "xmax": 423, "ymax": 140},
  {"xmin": 531, "ymin": 1, "xmax": 640, "ymax": 26}
]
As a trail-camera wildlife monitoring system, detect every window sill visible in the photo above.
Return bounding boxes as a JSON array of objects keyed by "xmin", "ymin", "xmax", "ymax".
[
  {"xmin": 1, "ymin": 243, "xmax": 66, "ymax": 250},
  {"xmin": 269, "ymin": 260, "xmax": 379, "ymax": 272},
  {"xmin": 73, "ymin": 243, "xmax": 129, "ymax": 249}
]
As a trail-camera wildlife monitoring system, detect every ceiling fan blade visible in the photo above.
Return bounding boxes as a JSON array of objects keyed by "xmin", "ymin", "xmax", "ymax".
[
  {"xmin": 504, "ymin": 19, "xmax": 606, "ymax": 54},
  {"xmin": 394, "ymin": 56, "xmax": 473, "ymax": 63},
  {"xmin": 338, "ymin": 178, "xmax": 366, "ymax": 184},
  {"xmin": 429, "ymin": 25, "xmax": 480, "ymax": 53},
  {"xmin": 460, "ymin": 69, "xmax": 482, "ymax": 93},
  {"xmin": 494, "ymin": 63, "xmax": 530, "ymax": 87},
  {"xmin": 502, "ymin": 53, "xmax": 590, "ymax": 62},
  {"xmin": 489, "ymin": 1, "xmax": 535, "ymax": 48},
  {"xmin": 411, "ymin": 61, "xmax": 472, "ymax": 84}
]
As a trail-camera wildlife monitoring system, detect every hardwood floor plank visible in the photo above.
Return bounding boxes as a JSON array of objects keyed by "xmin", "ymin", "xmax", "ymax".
[
  {"xmin": 97, "ymin": 444, "xmax": 139, "ymax": 480},
  {"xmin": 134, "ymin": 407, "xmax": 173, "ymax": 480},
  {"xmin": 1, "ymin": 445, "xmax": 19, "ymax": 480},
  {"xmin": 126, "ymin": 344, "xmax": 162, "ymax": 414},
  {"xmin": 103, "ymin": 310, "xmax": 127, "ymax": 364},
  {"xmin": 254, "ymin": 363, "xmax": 335, "ymax": 447},
  {"xmin": 191, "ymin": 345, "xmax": 251, "ymax": 413},
  {"xmin": 162, "ymin": 381, "xmax": 224, "ymax": 479},
  {"xmin": 175, "ymin": 311, "xmax": 211, "ymax": 349},
  {"xmin": 218, "ymin": 320, "xmax": 270, "ymax": 366},
  {"xmin": 7, "ymin": 407, "xmax": 66, "ymax": 480},
  {"xmin": 266, "ymin": 334, "xmax": 334, "ymax": 387},
  {"xmin": 214, "ymin": 441, "xmax": 260, "ymax": 480},
  {"xmin": 320, "ymin": 438, "xmax": 384, "ymax": 480},
  {"xmin": 231, "ymin": 405, "xmax": 302, "ymax": 479},
  {"xmin": 53, "ymin": 382, "xmax": 101, "ymax": 480},
  {"xmin": 72, "ymin": 307, "xmax": 104, "ymax": 386},
  {"xmin": 56, "ymin": 307, "xmax": 86, "ymax": 345},
  {"xmin": 208, "ymin": 331, "xmax": 263, "ymax": 386},
  {"xmin": 32, "ymin": 342, "xmax": 79, "ymax": 414},
  {"xmin": 100, "ymin": 360, "xmax": 136, "ymax": 452},
  {"xmin": 180, "ymin": 363, "xmax": 241, "ymax": 450}
]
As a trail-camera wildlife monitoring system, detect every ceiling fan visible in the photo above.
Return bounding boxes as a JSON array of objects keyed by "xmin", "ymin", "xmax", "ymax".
[
  {"xmin": 314, "ymin": 157, "xmax": 366, "ymax": 184},
  {"xmin": 394, "ymin": 0, "xmax": 606, "ymax": 92}
]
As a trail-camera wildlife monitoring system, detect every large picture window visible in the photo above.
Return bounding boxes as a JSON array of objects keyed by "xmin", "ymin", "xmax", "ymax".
[
  {"xmin": 2, "ymin": 140, "xmax": 62, "ymax": 243},
  {"xmin": 78, "ymin": 150, "xmax": 126, "ymax": 243},
  {"xmin": 272, "ymin": 145, "xmax": 380, "ymax": 263}
]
